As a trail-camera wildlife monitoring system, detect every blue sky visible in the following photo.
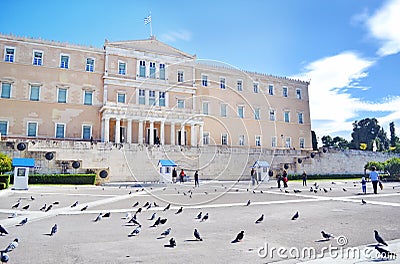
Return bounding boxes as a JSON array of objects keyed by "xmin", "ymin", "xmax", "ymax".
[{"xmin": 2, "ymin": 0, "xmax": 400, "ymax": 140}]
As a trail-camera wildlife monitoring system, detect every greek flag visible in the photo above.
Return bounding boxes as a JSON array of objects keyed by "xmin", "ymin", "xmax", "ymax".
[{"xmin": 144, "ymin": 15, "xmax": 152, "ymax": 25}]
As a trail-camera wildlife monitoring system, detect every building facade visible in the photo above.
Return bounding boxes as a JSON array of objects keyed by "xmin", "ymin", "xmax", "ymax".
[{"xmin": 0, "ymin": 34, "xmax": 311, "ymax": 150}]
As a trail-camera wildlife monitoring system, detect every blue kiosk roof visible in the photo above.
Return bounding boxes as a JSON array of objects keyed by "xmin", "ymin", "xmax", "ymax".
[
  {"xmin": 12, "ymin": 158, "xmax": 35, "ymax": 168},
  {"xmin": 158, "ymin": 160, "xmax": 177, "ymax": 167}
]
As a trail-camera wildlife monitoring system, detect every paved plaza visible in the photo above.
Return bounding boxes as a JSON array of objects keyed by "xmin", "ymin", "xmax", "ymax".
[{"xmin": 0, "ymin": 178, "xmax": 399, "ymax": 263}]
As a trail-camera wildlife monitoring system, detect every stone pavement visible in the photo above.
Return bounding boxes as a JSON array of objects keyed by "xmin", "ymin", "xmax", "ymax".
[{"xmin": 0, "ymin": 179, "xmax": 399, "ymax": 263}]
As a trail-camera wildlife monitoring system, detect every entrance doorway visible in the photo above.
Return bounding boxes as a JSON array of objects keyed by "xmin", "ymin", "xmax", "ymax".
[
  {"xmin": 146, "ymin": 128, "xmax": 158, "ymax": 144},
  {"xmin": 120, "ymin": 127, "xmax": 126, "ymax": 143},
  {"xmin": 177, "ymin": 130, "xmax": 187, "ymax": 145}
]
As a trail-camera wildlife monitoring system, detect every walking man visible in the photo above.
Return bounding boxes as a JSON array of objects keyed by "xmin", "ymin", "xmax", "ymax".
[{"xmin": 194, "ymin": 170, "xmax": 199, "ymax": 187}]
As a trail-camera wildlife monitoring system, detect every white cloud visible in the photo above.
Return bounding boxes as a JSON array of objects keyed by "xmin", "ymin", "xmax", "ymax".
[
  {"xmin": 160, "ymin": 30, "xmax": 192, "ymax": 42},
  {"xmin": 366, "ymin": 0, "xmax": 400, "ymax": 56}
]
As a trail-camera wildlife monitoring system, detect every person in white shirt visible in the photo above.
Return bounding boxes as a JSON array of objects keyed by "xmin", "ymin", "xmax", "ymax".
[{"xmin": 369, "ymin": 166, "xmax": 379, "ymax": 194}]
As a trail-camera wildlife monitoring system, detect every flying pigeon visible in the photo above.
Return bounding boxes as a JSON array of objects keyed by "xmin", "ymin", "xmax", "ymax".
[
  {"xmin": 103, "ymin": 212, "xmax": 111, "ymax": 218},
  {"xmin": 374, "ymin": 230, "xmax": 388, "ymax": 246},
  {"xmin": 160, "ymin": 218, "xmax": 168, "ymax": 225},
  {"xmin": 175, "ymin": 207, "xmax": 183, "ymax": 214},
  {"xmin": 151, "ymin": 217, "xmax": 161, "ymax": 227},
  {"xmin": 255, "ymin": 214, "xmax": 264, "ymax": 224},
  {"xmin": 22, "ymin": 204, "xmax": 30, "ymax": 210},
  {"xmin": 40, "ymin": 204, "xmax": 47, "ymax": 211},
  {"xmin": 129, "ymin": 225, "xmax": 141, "ymax": 236},
  {"xmin": 4, "ymin": 238, "xmax": 18, "ymax": 252},
  {"xmin": 232, "ymin": 231, "xmax": 244, "ymax": 243},
  {"xmin": 246, "ymin": 200, "xmax": 251, "ymax": 206},
  {"xmin": 160, "ymin": 228, "xmax": 171, "ymax": 237},
  {"xmin": 194, "ymin": 229, "xmax": 203, "ymax": 241},
  {"xmin": 321, "ymin": 231, "xmax": 334, "ymax": 240},
  {"xmin": 45, "ymin": 204, "xmax": 53, "ymax": 212},
  {"xmin": 362, "ymin": 199, "xmax": 367, "ymax": 205},
  {"xmin": 93, "ymin": 213, "xmax": 102, "ymax": 222},
  {"xmin": 11, "ymin": 202, "xmax": 19, "ymax": 209},
  {"xmin": 201, "ymin": 213, "xmax": 209, "ymax": 222},
  {"xmin": 50, "ymin": 224, "xmax": 58, "ymax": 236},
  {"xmin": 80, "ymin": 205, "xmax": 88, "ymax": 211},
  {"xmin": 149, "ymin": 213, "xmax": 156, "ymax": 220},
  {"xmin": 17, "ymin": 218, "xmax": 28, "ymax": 226},
  {"xmin": 169, "ymin": 237, "xmax": 176, "ymax": 247},
  {"xmin": 0, "ymin": 225, "xmax": 8, "ymax": 236},
  {"xmin": 71, "ymin": 201, "xmax": 79, "ymax": 208},
  {"xmin": 291, "ymin": 212, "xmax": 299, "ymax": 220},
  {"xmin": 132, "ymin": 201, "xmax": 139, "ymax": 207},
  {"xmin": 196, "ymin": 212, "xmax": 202, "ymax": 219},
  {"xmin": 163, "ymin": 204, "xmax": 170, "ymax": 211},
  {"xmin": 375, "ymin": 245, "xmax": 397, "ymax": 258}
]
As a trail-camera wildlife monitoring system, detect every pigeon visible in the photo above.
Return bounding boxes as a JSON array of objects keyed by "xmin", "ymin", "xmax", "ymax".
[
  {"xmin": 30, "ymin": 196, "xmax": 35, "ymax": 200},
  {"xmin": 53, "ymin": 201, "xmax": 60, "ymax": 205},
  {"xmin": 39, "ymin": 204, "xmax": 47, "ymax": 211},
  {"xmin": 0, "ymin": 252, "xmax": 9, "ymax": 263},
  {"xmin": 201, "ymin": 213, "xmax": 209, "ymax": 222},
  {"xmin": 285, "ymin": 190, "xmax": 289, "ymax": 193},
  {"xmin": 4, "ymin": 238, "xmax": 18, "ymax": 253},
  {"xmin": 196, "ymin": 212, "xmax": 202, "ymax": 219},
  {"xmin": 361, "ymin": 199, "xmax": 367, "ymax": 205},
  {"xmin": 81, "ymin": 205, "xmax": 88, "ymax": 211},
  {"xmin": 143, "ymin": 202, "xmax": 149, "ymax": 207},
  {"xmin": 160, "ymin": 218, "xmax": 168, "ymax": 225},
  {"xmin": 314, "ymin": 190, "xmax": 318, "ymax": 193},
  {"xmin": 136, "ymin": 208, "xmax": 142, "ymax": 214},
  {"xmin": 175, "ymin": 207, "xmax": 183, "ymax": 214},
  {"xmin": 260, "ymin": 190, "xmax": 263, "ymax": 194},
  {"xmin": 169, "ymin": 237, "xmax": 176, "ymax": 247},
  {"xmin": 50, "ymin": 224, "xmax": 58, "ymax": 236},
  {"xmin": 45, "ymin": 204, "xmax": 53, "ymax": 212},
  {"xmin": 17, "ymin": 218, "xmax": 28, "ymax": 226},
  {"xmin": 160, "ymin": 228, "xmax": 171, "ymax": 237},
  {"xmin": 151, "ymin": 217, "xmax": 161, "ymax": 227},
  {"xmin": 255, "ymin": 214, "xmax": 264, "ymax": 224},
  {"xmin": 93, "ymin": 213, "xmax": 102, "ymax": 222},
  {"xmin": 293, "ymin": 189, "xmax": 301, "ymax": 193},
  {"xmin": 323, "ymin": 188, "xmax": 328, "ymax": 193},
  {"xmin": 128, "ymin": 216, "xmax": 140, "ymax": 226},
  {"xmin": 71, "ymin": 201, "xmax": 79, "ymax": 208},
  {"xmin": 321, "ymin": 231, "xmax": 334, "ymax": 240},
  {"xmin": 246, "ymin": 200, "xmax": 251, "ymax": 206},
  {"xmin": 146, "ymin": 204, "xmax": 151, "ymax": 210},
  {"xmin": 149, "ymin": 212, "xmax": 156, "ymax": 220},
  {"xmin": 194, "ymin": 229, "xmax": 203, "ymax": 241},
  {"xmin": 153, "ymin": 202, "xmax": 159, "ymax": 207},
  {"xmin": 129, "ymin": 225, "xmax": 141, "ymax": 236},
  {"xmin": 132, "ymin": 201, "xmax": 139, "ymax": 207},
  {"xmin": 375, "ymin": 245, "xmax": 397, "ymax": 258},
  {"xmin": 103, "ymin": 212, "xmax": 111, "ymax": 218},
  {"xmin": 232, "ymin": 231, "xmax": 245, "ymax": 243},
  {"xmin": 291, "ymin": 211, "xmax": 299, "ymax": 220},
  {"xmin": 309, "ymin": 187, "xmax": 313, "ymax": 192},
  {"xmin": 0, "ymin": 225, "xmax": 8, "ymax": 235},
  {"xmin": 22, "ymin": 204, "xmax": 30, "ymax": 210},
  {"xmin": 343, "ymin": 188, "xmax": 347, "ymax": 192},
  {"xmin": 374, "ymin": 230, "xmax": 388, "ymax": 246},
  {"xmin": 11, "ymin": 202, "xmax": 19, "ymax": 209},
  {"xmin": 163, "ymin": 204, "xmax": 171, "ymax": 211}
]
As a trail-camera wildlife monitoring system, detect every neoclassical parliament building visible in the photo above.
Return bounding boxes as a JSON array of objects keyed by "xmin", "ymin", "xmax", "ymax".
[{"xmin": 0, "ymin": 33, "xmax": 311, "ymax": 151}]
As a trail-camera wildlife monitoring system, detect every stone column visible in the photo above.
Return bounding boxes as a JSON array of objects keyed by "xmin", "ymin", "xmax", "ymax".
[
  {"xmin": 104, "ymin": 117, "xmax": 110, "ymax": 143},
  {"xmin": 115, "ymin": 118, "xmax": 121, "ymax": 144},
  {"xmin": 170, "ymin": 122, "xmax": 175, "ymax": 145},
  {"xmin": 149, "ymin": 121, "xmax": 154, "ymax": 145},
  {"xmin": 199, "ymin": 124, "xmax": 204, "ymax": 146},
  {"xmin": 180, "ymin": 123, "xmax": 185, "ymax": 146},
  {"xmin": 127, "ymin": 119, "xmax": 132, "ymax": 144},
  {"xmin": 138, "ymin": 120, "xmax": 144, "ymax": 144},
  {"xmin": 160, "ymin": 121, "xmax": 165, "ymax": 145},
  {"xmin": 190, "ymin": 124, "xmax": 195, "ymax": 146}
]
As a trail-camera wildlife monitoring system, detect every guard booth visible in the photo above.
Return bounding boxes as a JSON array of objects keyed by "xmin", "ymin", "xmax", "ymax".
[
  {"xmin": 252, "ymin": 160, "xmax": 270, "ymax": 182},
  {"xmin": 12, "ymin": 158, "xmax": 35, "ymax": 190},
  {"xmin": 158, "ymin": 160, "xmax": 177, "ymax": 183}
]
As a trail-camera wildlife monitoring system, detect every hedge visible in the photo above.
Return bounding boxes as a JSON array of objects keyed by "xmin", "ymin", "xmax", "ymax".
[
  {"xmin": 287, "ymin": 174, "xmax": 365, "ymax": 181},
  {"xmin": 0, "ymin": 175, "xmax": 10, "ymax": 189},
  {"xmin": 9, "ymin": 174, "xmax": 96, "ymax": 185}
]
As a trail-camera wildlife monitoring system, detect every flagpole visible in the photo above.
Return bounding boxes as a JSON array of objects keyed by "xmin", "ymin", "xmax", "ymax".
[{"xmin": 149, "ymin": 12, "xmax": 153, "ymax": 37}]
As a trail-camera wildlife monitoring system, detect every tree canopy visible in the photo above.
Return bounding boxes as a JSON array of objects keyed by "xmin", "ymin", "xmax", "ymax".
[{"xmin": 0, "ymin": 152, "xmax": 12, "ymax": 174}]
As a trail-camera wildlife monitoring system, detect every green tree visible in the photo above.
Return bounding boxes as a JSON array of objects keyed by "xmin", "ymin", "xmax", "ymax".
[
  {"xmin": 0, "ymin": 152, "xmax": 12, "ymax": 174},
  {"xmin": 364, "ymin": 161, "xmax": 384, "ymax": 172},
  {"xmin": 350, "ymin": 118, "xmax": 381, "ymax": 150},
  {"xmin": 321, "ymin": 135, "xmax": 333, "ymax": 148},
  {"xmin": 311, "ymin": 130, "xmax": 318, "ymax": 151},
  {"xmin": 389, "ymin": 122, "xmax": 399, "ymax": 147},
  {"xmin": 384, "ymin": 157, "xmax": 400, "ymax": 178},
  {"xmin": 332, "ymin": 136, "xmax": 349, "ymax": 149}
]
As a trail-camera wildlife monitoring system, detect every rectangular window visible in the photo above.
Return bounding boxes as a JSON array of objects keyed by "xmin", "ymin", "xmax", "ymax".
[
  {"xmin": 159, "ymin": 92, "xmax": 165, "ymax": 106},
  {"xmin": 237, "ymin": 80, "xmax": 243, "ymax": 91},
  {"xmin": 82, "ymin": 125, "xmax": 91, "ymax": 140},
  {"xmin": 118, "ymin": 61, "xmax": 126, "ymax": 75},
  {"xmin": 55, "ymin": 123, "xmax": 65, "ymax": 138},
  {"xmin": 221, "ymin": 133, "xmax": 228, "ymax": 145},
  {"xmin": 201, "ymin": 75, "xmax": 208, "ymax": 87},
  {"xmin": 177, "ymin": 99, "xmax": 184, "ymax": 109},
  {"xmin": 138, "ymin": 89, "xmax": 145, "ymax": 105},
  {"xmin": 139, "ymin": 60, "xmax": 146, "ymax": 77},
  {"xmin": 271, "ymin": 136, "xmax": 277, "ymax": 148},
  {"xmin": 220, "ymin": 104, "xmax": 227, "ymax": 117},
  {"xmin": 237, "ymin": 106, "xmax": 244, "ymax": 118},
  {"xmin": 149, "ymin": 62, "xmax": 156, "ymax": 78},
  {"xmin": 1, "ymin": 83, "xmax": 11, "ymax": 99},
  {"xmin": 149, "ymin": 90, "xmax": 156, "ymax": 106},
  {"xmin": 253, "ymin": 83, "xmax": 259, "ymax": 93},
  {"xmin": 298, "ymin": 112, "xmax": 304, "ymax": 124},
  {"xmin": 284, "ymin": 111, "xmax": 290, "ymax": 123},
  {"xmin": 5, "ymin": 48, "xmax": 15, "ymax": 62},
  {"xmin": 203, "ymin": 132, "xmax": 210, "ymax": 145},
  {"xmin": 269, "ymin": 109, "xmax": 276, "ymax": 121},
  {"xmin": 285, "ymin": 137, "xmax": 291, "ymax": 148},
  {"xmin": 283, "ymin": 87, "xmax": 288, "ymax": 97},
  {"xmin": 117, "ymin": 93, "xmax": 126, "ymax": 104},
  {"xmin": 84, "ymin": 90, "xmax": 93, "ymax": 105},
  {"xmin": 268, "ymin": 85, "xmax": 274, "ymax": 95},
  {"xmin": 27, "ymin": 122, "xmax": 37, "ymax": 137},
  {"xmin": 30, "ymin": 85, "xmax": 40, "ymax": 101},
  {"xmin": 202, "ymin": 102, "xmax": 209, "ymax": 115},
  {"xmin": 60, "ymin": 55, "xmax": 69, "ymax": 69},
  {"xmin": 299, "ymin": 138, "xmax": 305, "ymax": 148},
  {"xmin": 57, "ymin": 88, "xmax": 67, "ymax": 103},
  {"xmin": 254, "ymin": 108, "xmax": 260, "ymax": 120},
  {"xmin": 33, "ymin": 51, "xmax": 43, "ymax": 66},
  {"xmin": 296, "ymin": 88, "xmax": 302, "ymax": 99},
  {"xmin": 86, "ymin": 58, "xmax": 94, "ymax": 72},
  {"xmin": 220, "ymin": 77, "xmax": 226, "ymax": 89},
  {"xmin": 255, "ymin": 136, "xmax": 261, "ymax": 146},
  {"xmin": 159, "ymin": 64, "xmax": 165, "ymax": 80},
  {"xmin": 178, "ymin": 71, "xmax": 184, "ymax": 82},
  {"xmin": 0, "ymin": 121, "xmax": 8, "ymax": 136},
  {"xmin": 239, "ymin": 135, "xmax": 245, "ymax": 146}
]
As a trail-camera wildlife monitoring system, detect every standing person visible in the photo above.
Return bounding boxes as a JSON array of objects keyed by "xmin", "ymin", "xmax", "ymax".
[
  {"xmin": 277, "ymin": 173, "xmax": 282, "ymax": 188},
  {"xmin": 194, "ymin": 170, "xmax": 199, "ymax": 187},
  {"xmin": 361, "ymin": 176, "xmax": 367, "ymax": 194},
  {"xmin": 302, "ymin": 170, "xmax": 307, "ymax": 186},
  {"xmin": 283, "ymin": 170, "xmax": 288, "ymax": 188},
  {"xmin": 251, "ymin": 168, "xmax": 258, "ymax": 186},
  {"xmin": 180, "ymin": 169, "xmax": 185, "ymax": 184},
  {"xmin": 172, "ymin": 168, "xmax": 177, "ymax": 184},
  {"xmin": 369, "ymin": 166, "xmax": 379, "ymax": 194}
]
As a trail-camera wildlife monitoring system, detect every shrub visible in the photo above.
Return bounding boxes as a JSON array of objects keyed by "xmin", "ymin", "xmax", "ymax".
[
  {"xmin": 288, "ymin": 174, "xmax": 364, "ymax": 181},
  {"xmin": 10, "ymin": 174, "xmax": 95, "ymax": 185},
  {"xmin": 0, "ymin": 182, "xmax": 6, "ymax": 190},
  {"xmin": 0, "ymin": 175, "xmax": 10, "ymax": 189}
]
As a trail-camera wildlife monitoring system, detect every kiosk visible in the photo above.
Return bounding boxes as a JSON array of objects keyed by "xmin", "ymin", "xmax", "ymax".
[
  {"xmin": 12, "ymin": 158, "xmax": 35, "ymax": 190},
  {"xmin": 158, "ymin": 160, "xmax": 177, "ymax": 183},
  {"xmin": 252, "ymin": 160, "xmax": 270, "ymax": 182}
]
